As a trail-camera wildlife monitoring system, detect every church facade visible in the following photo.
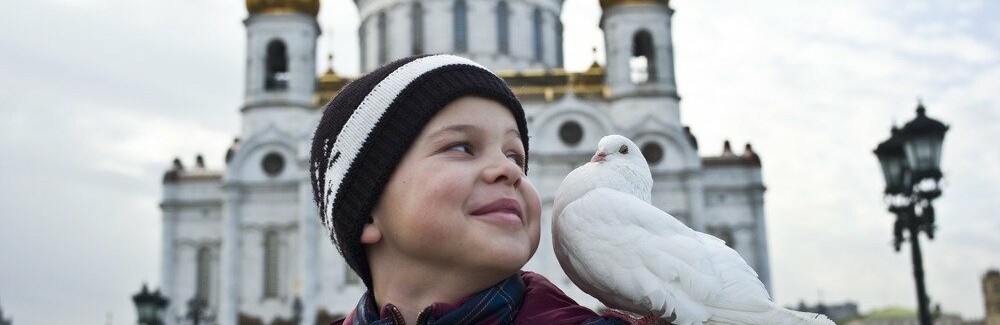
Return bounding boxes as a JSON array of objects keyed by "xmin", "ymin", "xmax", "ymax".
[{"xmin": 158, "ymin": 0, "xmax": 771, "ymax": 324}]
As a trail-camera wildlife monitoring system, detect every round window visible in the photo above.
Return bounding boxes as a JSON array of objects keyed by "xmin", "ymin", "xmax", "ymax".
[
  {"xmin": 558, "ymin": 121, "xmax": 583, "ymax": 146},
  {"xmin": 641, "ymin": 142, "xmax": 664, "ymax": 165},
  {"xmin": 262, "ymin": 152, "xmax": 285, "ymax": 176}
]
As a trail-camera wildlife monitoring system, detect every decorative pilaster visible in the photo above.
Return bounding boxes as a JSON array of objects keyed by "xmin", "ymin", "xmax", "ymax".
[
  {"xmin": 219, "ymin": 187, "xmax": 244, "ymax": 325},
  {"xmin": 748, "ymin": 187, "xmax": 772, "ymax": 295},
  {"xmin": 298, "ymin": 179, "xmax": 320, "ymax": 325},
  {"xmin": 160, "ymin": 208, "xmax": 178, "ymax": 325}
]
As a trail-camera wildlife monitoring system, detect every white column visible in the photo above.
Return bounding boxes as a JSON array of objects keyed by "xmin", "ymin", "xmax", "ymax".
[
  {"xmin": 748, "ymin": 186, "xmax": 772, "ymax": 295},
  {"xmin": 658, "ymin": 6, "xmax": 678, "ymax": 96},
  {"xmin": 219, "ymin": 187, "xmax": 244, "ymax": 325},
  {"xmin": 298, "ymin": 179, "xmax": 320, "ymax": 325},
  {"xmin": 160, "ymin": 207, "xmax": 178, "ymax": 325}
]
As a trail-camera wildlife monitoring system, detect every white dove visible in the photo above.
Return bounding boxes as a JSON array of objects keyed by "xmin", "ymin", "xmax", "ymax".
[{"xmin": 552, "ymin": 135, "xmax": 833, "ymax": 325}]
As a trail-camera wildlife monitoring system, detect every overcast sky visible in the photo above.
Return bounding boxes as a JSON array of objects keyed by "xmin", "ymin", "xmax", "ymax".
[{"xmin": 0, "ymin": 0, "xmax": 997, "ymax": 324}]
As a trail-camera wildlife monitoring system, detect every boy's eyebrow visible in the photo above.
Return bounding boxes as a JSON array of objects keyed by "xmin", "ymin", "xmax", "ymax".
[
  {"xmin": 428, "ymin": 124, "xmax": 482, "ymax": 140},
  {"xmin": 426, "ymin": 124, "xmax": 521, "ymax": 142}
]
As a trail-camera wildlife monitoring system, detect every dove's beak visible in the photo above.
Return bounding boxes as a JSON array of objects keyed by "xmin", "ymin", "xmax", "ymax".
[{"xmin": 591, "ymin": 151, "xmax": 607, "ymax": 162}]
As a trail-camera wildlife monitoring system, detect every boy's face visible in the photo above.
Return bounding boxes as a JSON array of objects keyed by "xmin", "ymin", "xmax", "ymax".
[{"xmin": 368, "ymin": 96, "xmax": 541, "ymax": 279}]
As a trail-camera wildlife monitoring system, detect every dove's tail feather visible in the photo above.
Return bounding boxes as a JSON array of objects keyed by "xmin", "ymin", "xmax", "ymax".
[{"xmin": 703, "ymin": 306, "xmax": 835, "ymax": 325}]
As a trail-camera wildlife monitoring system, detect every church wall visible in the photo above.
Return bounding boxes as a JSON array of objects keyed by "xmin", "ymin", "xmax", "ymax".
[
  {"xmin": 542, "ymin": 7, "xmax": 558, "ymax": 67},
  {"xmin": 608, "ymin": 96, "xmax": 681, "ymax": 130},
  {"xmin": 357, "ymin": 0, "xmax": 562, "ymax": 72},
  {"xmin": 529, "ymin": 110, "xmax": 612, "ymax": 155},
  {"xmin": 634, "ymin": 132, "xmax": 696, "ymax": 173},
  {"xmin": 422, "ymin": 0, "xmax": 453, "ymax": 62},
  {"xmin": 232, "ymin": 185, "xmax": 302, "ymax": 322},
  {"xmin": 241, "ymin": 107, "xmax": 318, "ymax": 139},
  {"xmin": 387, "ymin": 3, "xmax": 410, "ymax": 60},
  {"xmin": 506, "ymin": 1, "xmax": 534, "ymax": 67},
  {"xmin": 466, "ymin": 0, "xmax": 496, "ymax": 55},
  {"xmin": 701, "ymin": 164, "xmax": 771, "ymax": 291},
  {"xmin": 651, "ymin": 177, "xmax": 692, "ymax": 220},
  {"xmin": 163, "ymin": 179, "xmax": 224, "ymax": 203},
  {"xmin": 316, "ymin": 244, "xmax": 366, "ymax": 314},
  {"xmin": 161, "ymin": 186, "xmax": 223, "ymax": 323}
]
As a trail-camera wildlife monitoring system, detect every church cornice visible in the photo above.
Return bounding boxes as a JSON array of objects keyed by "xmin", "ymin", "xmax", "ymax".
[
  {"xmin": 163, "ymin": 170, "xmax": 223, "ymax": 184},
  {"xmin": 599, "ymin": 0, "xmax": 669, "ymax": 10},
  {"xmin": 701, "ymin": 157, "xmax": 760, "ymax": 168},
  {"xmin": 316, "ymin": 64, "xmax": 611, "ymax": 107},
  {"xmin": 160, "ymin": 199, "xmax": 224, "ymax": 210},
  {"xmin": 246, "ymin": 0, "xmax": 320, "ymax": 17}
]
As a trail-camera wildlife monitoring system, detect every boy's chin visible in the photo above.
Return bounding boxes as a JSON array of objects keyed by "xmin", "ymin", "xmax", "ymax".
[{"xmin": 473, "ymin": 255, "xmax": 530, "ymax": 279}]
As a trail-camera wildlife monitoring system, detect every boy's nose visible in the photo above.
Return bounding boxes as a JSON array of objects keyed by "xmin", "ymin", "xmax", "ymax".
[{"xmin": 483, "ymin": 153, "xmax": 523, "ymax": 186}]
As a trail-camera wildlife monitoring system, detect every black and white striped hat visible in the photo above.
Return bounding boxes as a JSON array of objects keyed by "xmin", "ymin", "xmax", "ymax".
[{"xmin": 309, "ymin": 54, "xmax": 529, "ymax": 288}]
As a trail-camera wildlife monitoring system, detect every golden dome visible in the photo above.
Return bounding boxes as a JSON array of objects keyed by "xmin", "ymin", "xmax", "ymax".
[
  {"xmin": 246, "ymin": 0, "xmax": 320, "ymax": 16},
  {"xmin": 599, "ymin": 0, "xmax": 669, "ymax": 10}
]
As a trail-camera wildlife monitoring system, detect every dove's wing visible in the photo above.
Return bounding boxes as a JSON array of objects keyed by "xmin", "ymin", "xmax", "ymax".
[{"xmin": 554, "ymin": 188, "xmax": 774, "ymax": 325}]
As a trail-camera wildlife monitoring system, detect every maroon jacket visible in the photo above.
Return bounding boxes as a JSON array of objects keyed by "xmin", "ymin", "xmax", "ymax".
[{"xmin": 331, "ymin": 271, "xmax": 631, "ymax": 325}]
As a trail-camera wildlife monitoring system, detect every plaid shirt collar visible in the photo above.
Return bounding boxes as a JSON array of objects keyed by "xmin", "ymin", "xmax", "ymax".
[{"xmin": 351, "ymin": 274, "xmax": 526, "ymax": 325}]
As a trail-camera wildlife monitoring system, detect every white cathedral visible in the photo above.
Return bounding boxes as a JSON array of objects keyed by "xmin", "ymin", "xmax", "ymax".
[{"xmin": 157, "ymin": 0, "xmax": 771, "ymax": 324}]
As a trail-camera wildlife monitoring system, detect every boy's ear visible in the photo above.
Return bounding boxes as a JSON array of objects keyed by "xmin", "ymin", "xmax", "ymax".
[{"xmin": 360, "ymin": 223, "xmax": 382, "ymax": 244}]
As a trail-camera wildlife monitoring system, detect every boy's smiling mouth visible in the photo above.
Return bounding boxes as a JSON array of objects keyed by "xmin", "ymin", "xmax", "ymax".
[{"xmin": 470, "ymin": 198, "xmax": 524, "ymax": 225}]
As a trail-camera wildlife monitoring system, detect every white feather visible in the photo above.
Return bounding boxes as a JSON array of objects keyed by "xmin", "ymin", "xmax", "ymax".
[{"xmin": 553, "ymin": 135, "xmax": 833, "ymax": 325}]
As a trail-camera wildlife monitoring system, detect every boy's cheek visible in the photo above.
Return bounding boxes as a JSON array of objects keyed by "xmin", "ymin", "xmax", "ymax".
[{"xmin": 519, "ymin": 179, "xmax": 543, "ymax": 223}]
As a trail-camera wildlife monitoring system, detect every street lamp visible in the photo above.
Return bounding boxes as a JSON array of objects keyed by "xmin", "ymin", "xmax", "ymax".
[
  {"xmin": 133, "ymin": 284, "xmax": 169, "ymax": 325},
  {"xmin": 185, "ymin": 296, "xmax": 213, "ymax": 325},
  {"xmin": 292, "ymin": 296, "xmax": 303, "ymax": 325},
  {"xmin": 873, "ymin": 100, "xmax": 948, "ymax": 325}
]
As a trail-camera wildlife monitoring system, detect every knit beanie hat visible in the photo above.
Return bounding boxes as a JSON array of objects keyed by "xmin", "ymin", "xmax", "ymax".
[{"xmin": 309, "ymin": 54, "xmax": 529, "ymax": 289}]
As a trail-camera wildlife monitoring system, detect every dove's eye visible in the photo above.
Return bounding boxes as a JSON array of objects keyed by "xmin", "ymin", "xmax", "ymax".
[{"xmin": 618, "ymin": 145, "xmax": 629, "ymax": 154}]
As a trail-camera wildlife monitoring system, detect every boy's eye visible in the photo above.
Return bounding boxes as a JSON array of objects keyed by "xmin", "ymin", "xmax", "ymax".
[
  {"xmin": 447, "ymin": 142, "xmax": 473, "ymax": 154},
  {"xmin": 507, "ymin": 152, "xmax": 526, "ymax": 170}
]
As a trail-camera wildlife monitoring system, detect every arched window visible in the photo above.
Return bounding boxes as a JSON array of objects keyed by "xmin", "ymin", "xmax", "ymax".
[
  {"xmin": 630, "ymin": 30, "xmax": 656, "ymax": 84},
  {"xmin": 453, "ymin": 0, "xmax": 468, "ymax": 52},
  {"xmin": 195, "ymin": 246, "xmax": 212, "ymax": 301},
  {"xmin": 496, "ymin": 1, "xmax": 510, "ymax": 54},
  {"xmin": 377, "ymin": 11, "xmax": 388, "ymax": 65},
  {"xmin": 411, "ymin": 3, "xmax": 424, "ymax": 55},
  {"xmin": 359, "ymin": 18, "xmax": 368, "ymax": 71},
  {"xmin": 263, "ymin": 230, "xmax": 281, "ymax": 298},
  {"xmin": 532, "ymin": 7, "xmax": 544, "ymax": 61},
  {"xmin": 264, "ymin": 40, "xmax": 289, "ymax": 90}
]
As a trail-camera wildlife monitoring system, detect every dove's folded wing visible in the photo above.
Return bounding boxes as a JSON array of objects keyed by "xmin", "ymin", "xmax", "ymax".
[{"xmin": 557, "ymin": 188, "xmax": 722, "ymax": 323}]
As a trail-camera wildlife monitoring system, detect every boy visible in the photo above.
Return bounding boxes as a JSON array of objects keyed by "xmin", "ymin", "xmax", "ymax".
[{"xmin": 310, "ymin": 54, "xmax": 631, "ymax": 325}]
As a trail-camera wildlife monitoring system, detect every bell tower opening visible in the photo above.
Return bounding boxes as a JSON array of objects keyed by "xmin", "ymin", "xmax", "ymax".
[
  {"xmin": 264, "ymin": 40, "xmax": 289, "ymax": 90},
  {"xmin": 630, "ymin": 30, "xmax": 656, "ymax": 84}
]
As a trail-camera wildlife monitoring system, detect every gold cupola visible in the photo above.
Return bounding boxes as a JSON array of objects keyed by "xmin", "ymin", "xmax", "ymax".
[
  {"xmin": 246, "ymin": 0, "xmax": 320, "ymax": 16},
  {"xmin": 599, "ymin": 0, "xmax": 669, "ymax": 10}
]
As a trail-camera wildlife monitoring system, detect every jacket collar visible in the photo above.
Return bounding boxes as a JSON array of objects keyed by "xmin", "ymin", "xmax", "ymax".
[{"xmin": 350, "ymin": 274, "xmax": 526, "ymax": 325}]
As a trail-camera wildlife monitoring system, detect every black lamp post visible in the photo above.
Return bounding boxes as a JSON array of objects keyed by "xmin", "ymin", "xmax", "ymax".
[
  {"xmin": 292, "ymin": 296, "xmax": 303, "ymax": 325},
  {"xmin": 185, "ymin": 296, "xmax": 212, "ymax": 325},
  {"xmin": 873, "ymin": 101, "xmax": 948, "ymax": 325},
  {"xmin": 133, "ymin": 284, "xmax": 169, "ymax": 325}
]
